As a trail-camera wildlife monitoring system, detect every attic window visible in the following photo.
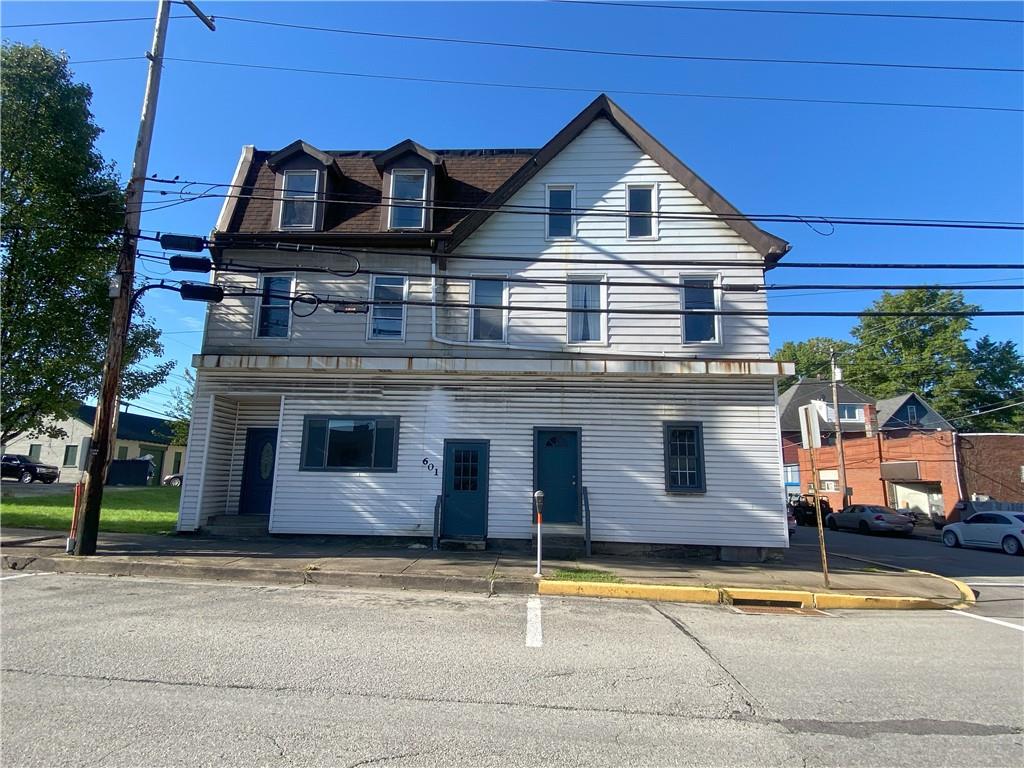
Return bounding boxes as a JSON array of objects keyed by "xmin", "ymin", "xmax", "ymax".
[
  {"xmin": 280, "ymin": 170, "xmax": 318, "ymax": 229},
  {"xmin": 389, "ymin": 170, "xmax": 427, "ymax": 229}
]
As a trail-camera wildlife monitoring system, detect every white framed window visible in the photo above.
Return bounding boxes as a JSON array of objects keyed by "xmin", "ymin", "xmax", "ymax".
[
  {"xmin": 680, "ymin": 274, "xmax": 719, "ymax": 344},
  {"xmin": 566, "ymin": 275, "xmax": 605, "ymax": 344},
  {"xmin": 389, "ymin": 169, "xmax": 427, "ymax": 229},
  {"xmin": 470, "ymin": 275, "xmax": 507, "ymax": 342},
  {"xmin": 626, "ymin": 183, "xmax": 657, "ymax": 239},
  {"xmin": 300, "ymin": 415, "xmax": 400, "ymax": 472},
  {"xmin": 817, "ymin": 469, "xmax": 839, "ymax": 492},
  {"xmin": 279, "ymin": 170, "xmax": 318, "ymax": 230},
  {"xmin": 907, "ymin": 405, "xmax": 919, "ymax": 425},
  {"xmin": 546, "ymin": 184, "xmax": 575, "ymax": 240},
  {"xmin": 838, "ymin": 404, "xmax": 865, "ymax": 421},
  {"xmin": 368, "ymin": 275, "xmax": 407, "ymax": 341},
  {"xmin": 255, "ymin": 273, "xmax": 294, "ymax": 338}
]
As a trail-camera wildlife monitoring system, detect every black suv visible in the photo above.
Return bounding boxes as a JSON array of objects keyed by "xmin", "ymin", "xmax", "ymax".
[{"xmin": 1, "ymin": 454, "xmax": 59, "ymax": 484}]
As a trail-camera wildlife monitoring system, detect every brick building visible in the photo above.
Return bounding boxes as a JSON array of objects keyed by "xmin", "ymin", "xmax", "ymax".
[
  {"xmin": 957, "ymin": 433, "xmax": 1024, "ymax": 503},
  {"xmin": 796, "ymin": 430, "xmax": 962, "ymax": 524}
]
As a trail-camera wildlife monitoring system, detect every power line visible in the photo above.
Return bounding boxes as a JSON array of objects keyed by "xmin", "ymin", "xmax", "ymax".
[
  {"xmin": 150, "ymin": 179, "xmax": 1024, "ymax": 231},
  {"xmin": 216, "ymin": 282, "xmax": 1024, "ymax": 318},
  {"xmin": 4, "ymin": 14, "xmax": 194, "ymax": 28},
  {"xmin": 214, "ymin": 14, "xmax": 1023, "ymax": 75},
  {"xmin": 554, "ymin": 1, "xmax": 1024, "ymax": 25},
  {"xmin": 161, "ymin": 56, "xmax": 1024, "ymax": 114}
]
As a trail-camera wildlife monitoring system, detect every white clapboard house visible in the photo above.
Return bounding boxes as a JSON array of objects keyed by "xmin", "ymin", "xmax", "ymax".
[{"xmin": 177, "ymin": 95, "xmax": 795, "ymax": 557}]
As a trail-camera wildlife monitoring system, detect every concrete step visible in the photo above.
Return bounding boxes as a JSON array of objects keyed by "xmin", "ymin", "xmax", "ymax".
[
  {"xmin": 439, "ymin": 538, "xmax": 487, "ymax": 552},
  {"xmin": 202, "ymin": 514, "xmax": 270, "ymax": 538},
  {"xmin": 532, "ymin": 528, "xmax": 586, "ymax": 558}
]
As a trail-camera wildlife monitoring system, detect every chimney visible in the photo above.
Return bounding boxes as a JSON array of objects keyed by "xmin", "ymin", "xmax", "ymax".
[{"xmin": 864, "ymin": 403, "xmax": 878, "ymax": 438}]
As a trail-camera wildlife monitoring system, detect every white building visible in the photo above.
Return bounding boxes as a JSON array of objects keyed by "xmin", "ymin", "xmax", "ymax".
[{"xmin": 177, "ymin": 95, "xmax": 794, "ymax": 557}]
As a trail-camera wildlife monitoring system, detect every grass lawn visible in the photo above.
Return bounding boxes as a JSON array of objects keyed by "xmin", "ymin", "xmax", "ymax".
[
  {"xmin": 550, "ymin": 567, "xmax": 620, "ymax": 583},
  {"xmin": 0, "ymin": 486, "xmax": 180, "ymax": 535}
]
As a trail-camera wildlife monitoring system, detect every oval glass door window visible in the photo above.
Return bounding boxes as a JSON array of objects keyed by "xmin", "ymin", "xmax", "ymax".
[{"xmin": 259, "ymin": 443, "xmax": 274, "ymax": 480}]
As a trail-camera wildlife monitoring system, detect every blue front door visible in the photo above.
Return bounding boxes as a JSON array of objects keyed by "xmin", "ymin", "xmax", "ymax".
[
  {"xmin": 442, "ymin": 441, "xmax": 489, "ymax": 539},
  {"xmin": 535, "ymin": 429, "xmax": 580, "ymax": 524},
  {"xmin": 240, "ymin": 428, "xmax": 277, "ymax": 516}
]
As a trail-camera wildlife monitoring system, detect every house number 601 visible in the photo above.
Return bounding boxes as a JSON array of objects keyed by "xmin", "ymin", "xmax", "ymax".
[{"xmin": 422, "ymin": 458, "xmax": 438, "ymax": 476}]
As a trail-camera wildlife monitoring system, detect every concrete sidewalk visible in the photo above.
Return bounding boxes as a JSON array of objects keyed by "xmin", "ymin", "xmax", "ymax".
[{"xmin": 0, "ymin": 527, "xmax": 968, "ymax": 608}]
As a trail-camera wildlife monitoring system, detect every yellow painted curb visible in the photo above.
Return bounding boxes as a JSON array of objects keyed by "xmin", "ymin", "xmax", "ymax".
[
  {"xmin": 721, "ymin": 587, "xmax": 813, "ymax": 608},
  {"xmin": 538, "ymin": 580, "xmax": 720, "ymax": 604},
  {"xmin": 812, "ymin": 593, "xmax": 941, "ymax": 610},
  {"xmin": 823, "ymin": 551, "xmax": 977, "ymax": 610}
]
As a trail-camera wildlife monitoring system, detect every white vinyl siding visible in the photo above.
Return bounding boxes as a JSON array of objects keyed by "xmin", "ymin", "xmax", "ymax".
[
  {"xmin": 179, "ymin": 370, "xmax": 788, "ymax": 547},
  {"xmin": 202, "ymin": 118, "xmax": 770, "ymax": 358}
]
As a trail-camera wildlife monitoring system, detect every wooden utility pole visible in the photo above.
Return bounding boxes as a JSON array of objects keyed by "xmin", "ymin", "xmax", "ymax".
[
  {"xmin": 74, "ymin": 0, "xmax": 214, "ymax": 556},
  {"xmin": 829, "ymin": 348, "xmax": 851, "ymax": 510}
]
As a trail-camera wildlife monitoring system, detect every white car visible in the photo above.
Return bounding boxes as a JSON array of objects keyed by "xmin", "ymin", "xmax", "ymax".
[{"xmin": 942, "ymin": 512, "xmax": 1024, "ymax": 556}]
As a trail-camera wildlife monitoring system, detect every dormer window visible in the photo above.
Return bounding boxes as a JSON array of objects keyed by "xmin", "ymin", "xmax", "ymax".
[
  {"xmin": 280, "ymin": 170, "xmax": 318, "ymax": 229},
  {"xmin": 389, "ymin": 170, "xmax": 427, "ymax": 229}
]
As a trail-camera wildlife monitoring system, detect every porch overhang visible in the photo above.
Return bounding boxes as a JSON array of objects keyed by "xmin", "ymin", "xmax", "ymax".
[{"xmin": 192, "ymin": 354, "xmax": 794, "ymax": 378}]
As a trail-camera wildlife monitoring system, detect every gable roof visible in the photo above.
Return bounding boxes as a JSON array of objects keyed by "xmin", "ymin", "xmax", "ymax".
[
  {"xmin": 373, "ymin": 139, "xmax": 443, "ymax": 171},
  {"xmin": 446, "ymin": 94, "xmax": 790, "ymax": 262},
  {"xmin": 267, "ymin": 140, "xmax": 334, "ymax": 169},
  {"xmin": 776, "ymin": 378, "xmax": 874, "ymax": 432},
  {"xmin": 875, "ymin": 393, "xmax": 953, "ymax": 431},
  {"xmin": 76, "ymin": 405, "xmax": 176, "ymax": 445}
]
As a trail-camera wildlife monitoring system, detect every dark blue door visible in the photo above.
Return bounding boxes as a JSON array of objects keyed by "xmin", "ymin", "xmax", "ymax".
[
  {"xmin": 240, "ymin": 428, "xmax": 277, "ymax": 516},
  {"xmin": 442, "ymin": 441, "xmax": 489, "ymax": 539},
  {"xmin": 535, "ymin": 429, "xmax": 580, "ymax": 524}
]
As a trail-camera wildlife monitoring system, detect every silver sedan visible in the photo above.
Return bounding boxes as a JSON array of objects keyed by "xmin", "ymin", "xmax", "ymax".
[{"xmin": 826, "ymin": 504, "xmax": 915, "ymax": 535}]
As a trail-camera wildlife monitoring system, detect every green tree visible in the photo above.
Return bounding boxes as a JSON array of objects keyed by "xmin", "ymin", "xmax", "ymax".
[
  {"xmin": 773, "ymin": 337, "xmax": 855, "ymax": 392},
  {"xmin": 161, "ymin": 369, "xmax": 194, "ymax": 446},
  {"xmin": 843, "ymin": 289, "xmax": 979, "ymax": 417},
  {"xmin": 1, "ymin": 43, "xmax": 171, "ymax": 444},
  {"xmin": 956, "ymin": 336, "xmax": 1024, "ymax": 432}
]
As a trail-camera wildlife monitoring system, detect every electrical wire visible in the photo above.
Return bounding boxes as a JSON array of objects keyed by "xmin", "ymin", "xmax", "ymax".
[
  {"xmin": 214, "ymin": 14, "xmax": 1023, "ymax": 75},
  {"xmin": 4, "ymin": 15, "xmax": 195, "ymax": 28},
  {"xmin": 148, "ymin": 177, "xmax": 1024, "ymax": 230},
  {"xmin": 161, "ymin": 56, "xmax": 1024, "ymax": 114},
  {"xmin": 554, "ymin": 1, "xmax": 1024, "ymax": 25}
]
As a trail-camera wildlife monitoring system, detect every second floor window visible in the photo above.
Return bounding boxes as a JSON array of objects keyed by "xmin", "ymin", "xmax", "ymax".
[
  {"xmin": 280, "ymin": 170, "xmax": 317, "ymax": 229},
  {"xmin": 838, "ymin": 404, "xmax": 864, "ymax": 421},
  {"xmin": 471, "ymin": 277, "xmax": 506, "ymax": 342},
  {"xmin": 567, "ymin": 277, "xmax": 603, "ymax": 343},
  {"xmin": 390, "ymin": 170, "xmax": 427, "ymax": 229},
  {"xmin": 681, "ymin": 277, "xmax": 717, "ymax": 343},
  {"xmin": 257, "ymin": 275, "xmax": 292, "ymax": 338},
  {"xmin": 546, "ymin": 185, "xmax": 574, "ymax": 239},
  {"xmin": 369, "ymin": 275, "xmax": 406, "ymax": 340},
  {"xmin": 627, "ymin": 185, "xmax": 655, "ymax": 239}
]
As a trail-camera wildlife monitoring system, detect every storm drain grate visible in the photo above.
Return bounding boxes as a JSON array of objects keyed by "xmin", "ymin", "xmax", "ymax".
[{"xmin": 731, "ymin": 605, "xmax": 830, "ymax": 617}]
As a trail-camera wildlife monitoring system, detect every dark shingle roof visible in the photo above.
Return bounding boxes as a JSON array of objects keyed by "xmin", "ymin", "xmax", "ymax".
[
  {"xmin": 230, "ymin": 148, "xmax": 536, "ymax": 236},
  {"xmin": 76, "ymin": 405, "xmax": 175, "ymax": 444},
  {"xmin": 776, "ymin": 379, "xmax": 874, "ymax": 432}
]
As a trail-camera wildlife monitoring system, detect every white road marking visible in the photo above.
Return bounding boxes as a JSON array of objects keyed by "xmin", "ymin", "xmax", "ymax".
[
  {"xmin": 950, "ymin": 610, "xmax": 1024, "ymax": 632},
  {"xmin": 964, "ymin": 582, "xmax": 1024, "ymax": 588},
  {"xmin": 0, "ymin": 572, "xmax": 50, "ymax": 582},
  {"xmin": 526, "ymin": 596, "xmax": 543, "ymax": 648}
]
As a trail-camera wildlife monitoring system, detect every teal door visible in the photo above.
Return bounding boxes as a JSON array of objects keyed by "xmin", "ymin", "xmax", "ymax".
[
  {"xmin": 239, "ymin": 428, "xmax": 277, "ymax": 516},
  {"xmin": 442, "ymin": 441, "xmax": 489, "ymax": 539},
  {"xmin": 535, "ymin": 429, "xmax": 580, "ymax": 524}
]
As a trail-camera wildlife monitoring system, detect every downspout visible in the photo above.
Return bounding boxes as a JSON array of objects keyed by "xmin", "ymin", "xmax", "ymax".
[{"xmin": 951, "ymin": 431, "xmax": 965, "ymax": 520}]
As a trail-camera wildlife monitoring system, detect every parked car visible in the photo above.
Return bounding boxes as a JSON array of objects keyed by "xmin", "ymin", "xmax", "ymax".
[
  {"xmin": 788, "ymin": 493, "xmax": 832, "ymax": 527},
  {"xmin": 0, "ymin": 454, "xmax": 59, "ymax": 484},
  {"xmin": 162, "ymin": 473, "xmax": 183, "ymax": 487},
  {"xmin": 826, "ymin": 504, "xmax": 915, "ymax": 536},
  {"xmin": 942, "ymin": 512, "xmax": 1024, "ymax": 556}
]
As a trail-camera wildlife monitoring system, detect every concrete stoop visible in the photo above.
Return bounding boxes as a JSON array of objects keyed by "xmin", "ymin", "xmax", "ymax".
[{"xmin": 201, "ymin": 514, "xmax": 270, "ymax": 538}]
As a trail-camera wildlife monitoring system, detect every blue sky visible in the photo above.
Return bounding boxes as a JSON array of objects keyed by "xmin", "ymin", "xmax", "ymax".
[{"xmin": 4, "ymin": 1, "xmax": 1023, "ymax": 417}]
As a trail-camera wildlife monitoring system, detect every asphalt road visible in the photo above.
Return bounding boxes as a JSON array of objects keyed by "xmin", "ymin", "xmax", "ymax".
[
  {"xmin": 791, "ymin": 526, "xmax": 1024, "ymax": 626},
  {"xmin": 2, "ymin": 573, "xmax": 1022, "ymax": 767}
]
